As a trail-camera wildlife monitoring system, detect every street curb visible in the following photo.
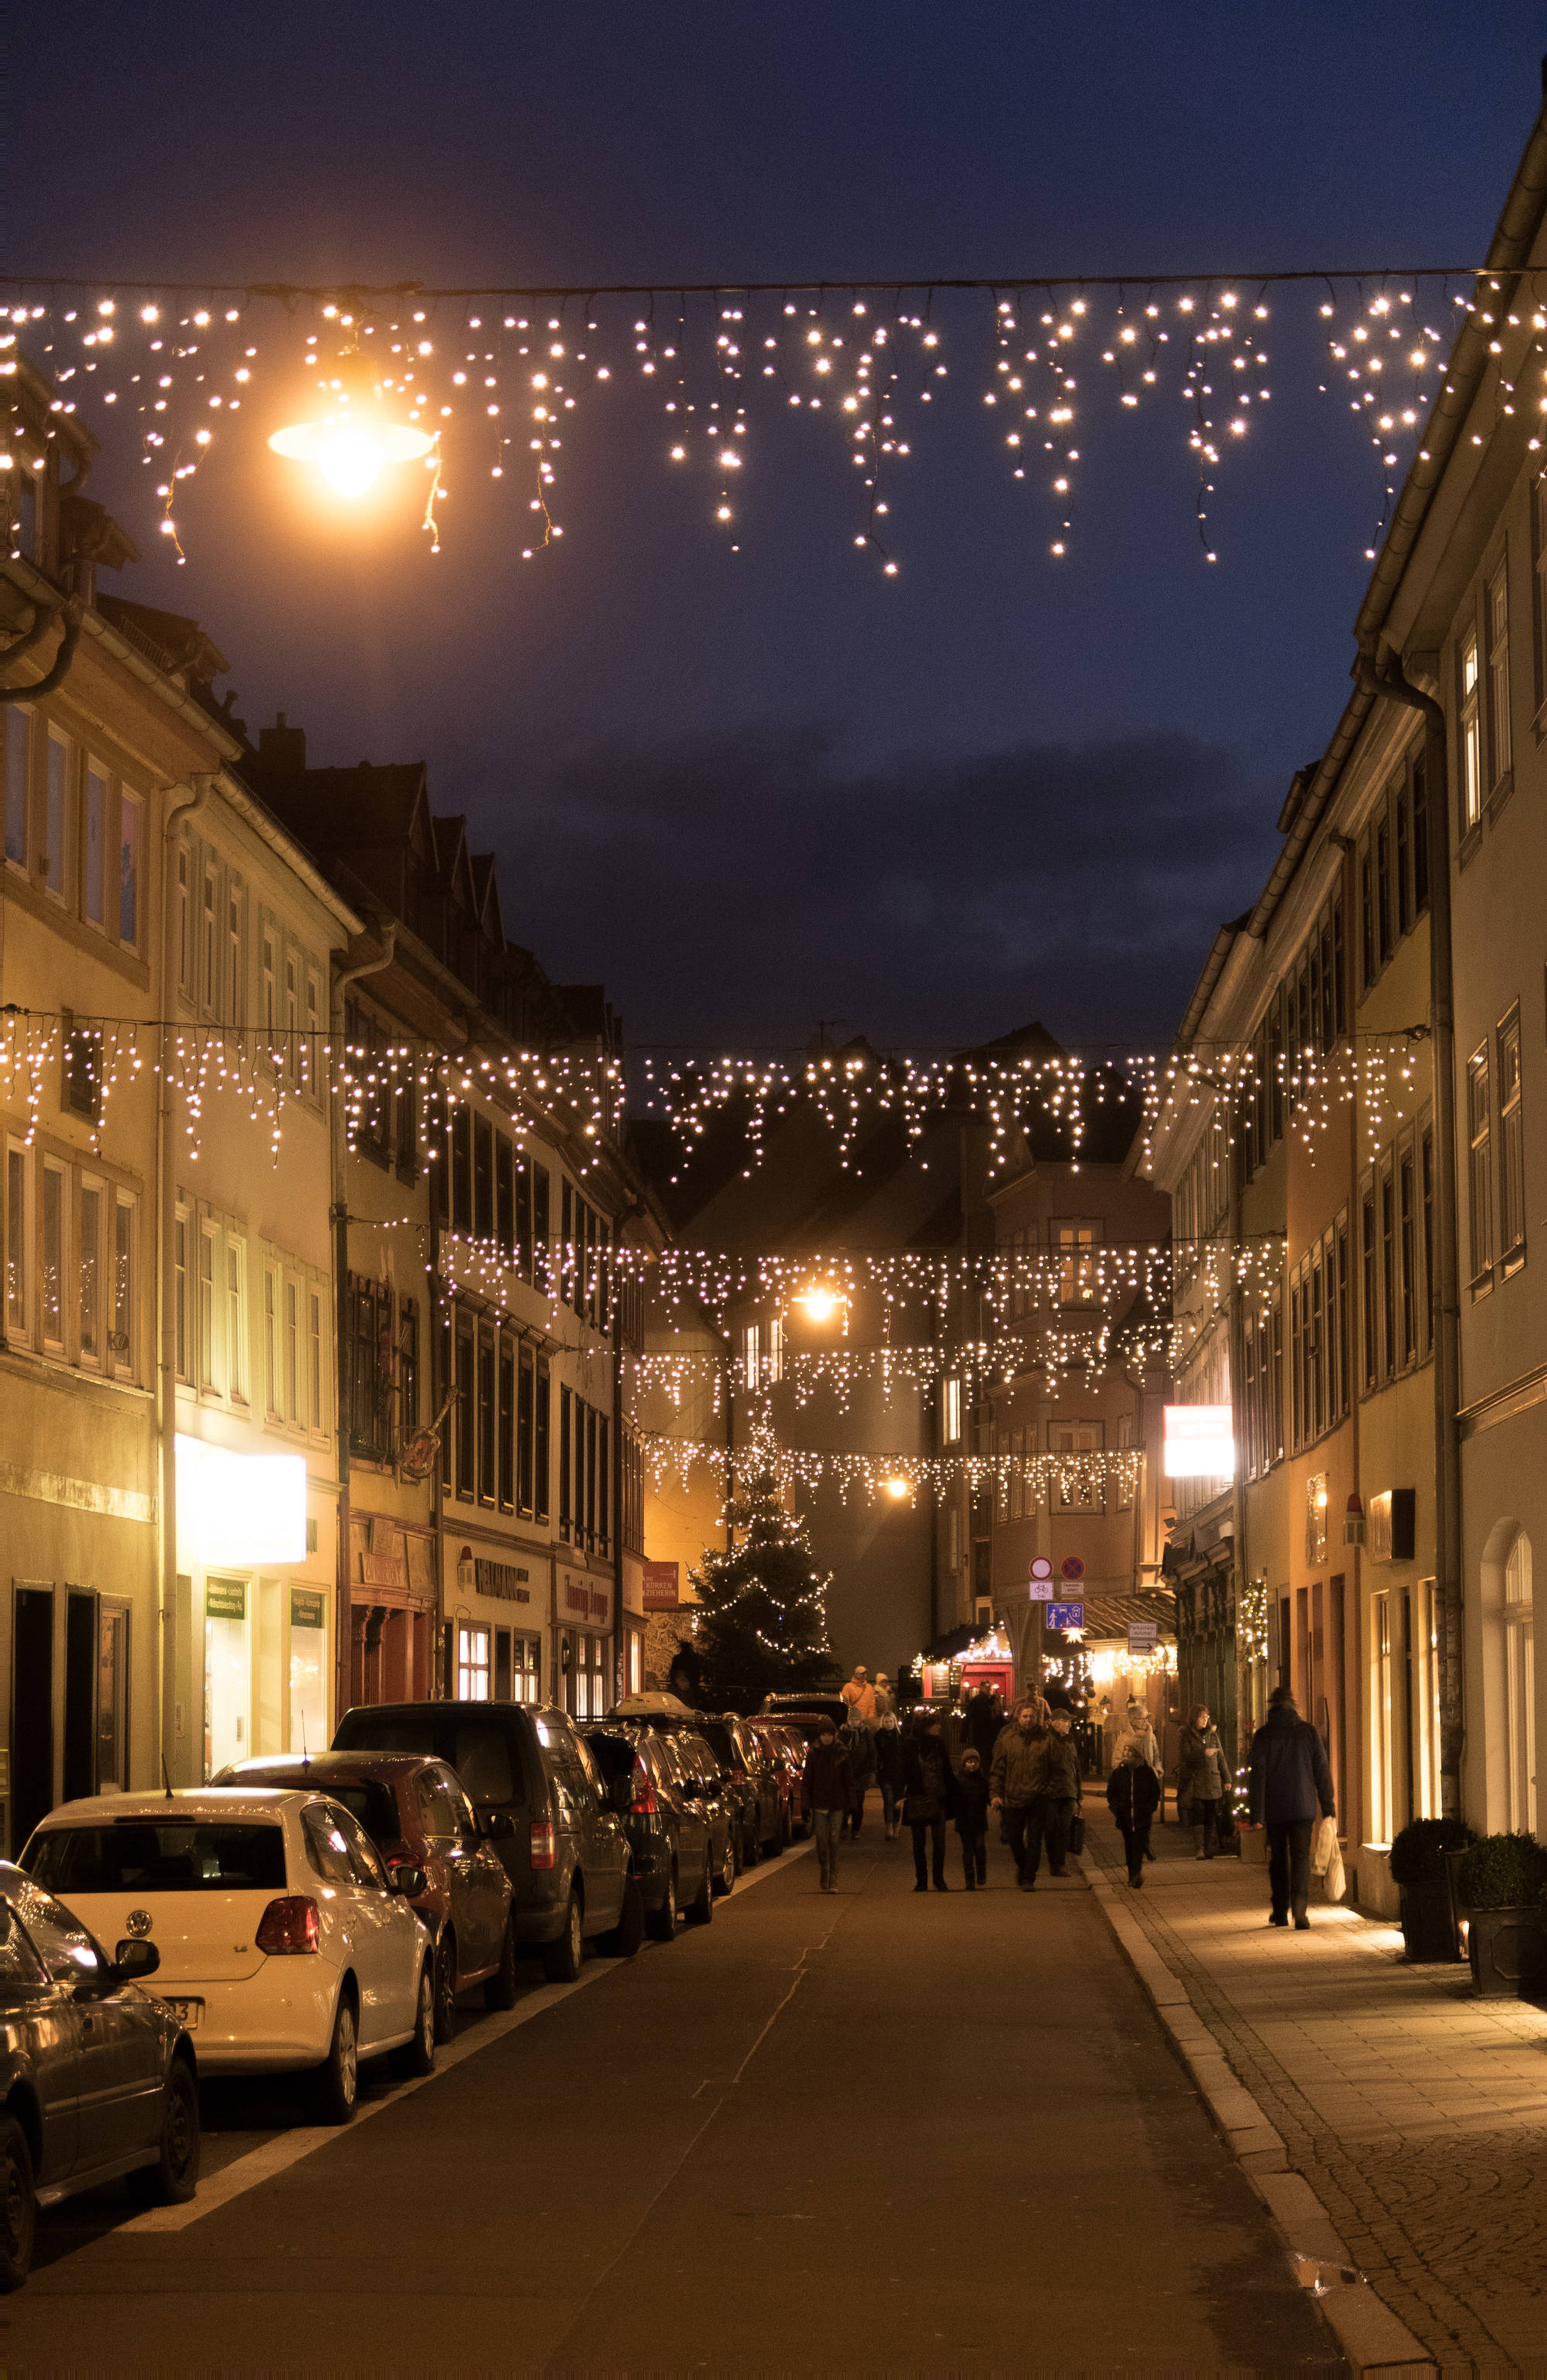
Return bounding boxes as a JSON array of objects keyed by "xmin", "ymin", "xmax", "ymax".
[{"xmin": 1083, "ymin": 1866, "xmax": 1436, "ymax": 2378}]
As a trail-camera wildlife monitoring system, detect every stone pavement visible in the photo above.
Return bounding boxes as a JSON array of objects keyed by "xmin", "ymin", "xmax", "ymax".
[{"xmin": 1082, "ymin": 1799, "xmax": 1547, "ymax": 2374}]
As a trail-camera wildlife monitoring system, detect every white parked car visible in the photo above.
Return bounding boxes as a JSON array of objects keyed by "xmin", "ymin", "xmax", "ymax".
[{"xmin": 21, "ymin": 1789, "xmax": 435, "ymax": 2122}]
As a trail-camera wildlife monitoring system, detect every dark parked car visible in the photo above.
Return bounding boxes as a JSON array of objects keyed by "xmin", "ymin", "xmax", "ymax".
[
  {"xmin": 747, "ymin": 1718, "xmax": 810, "ymax": 1839},
  {"xmin": 217, "ymin": 1752, "xmax": 517, "ymax": 2043},
  {"xmin": 331, "ymin": 1703, "xmax": 640, "ymax": 1982},
  {"xmin": 581, "ymin": 1725, "xmax": 713, "ymax": 1940},
  {"xmin": 697, "ymin": 1716, "xmax": 787, "ymax": 1865},
  {"xmin": 0, "ymin": 1861, "xmax": 200, "ymax": 2289},
  {"xmin": 760, "ymin": 1693, "xmax": 848, "ymax": 1730},
  {"xmin": 654, "ymin": 1731, "xmax": 739, "ymax": 1896}
]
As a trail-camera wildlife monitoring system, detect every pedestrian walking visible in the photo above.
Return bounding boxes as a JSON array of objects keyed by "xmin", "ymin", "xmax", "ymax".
[
  {"xmin": 841, "ymin": 1665, "xmax": 877, "ymax": 1725},
  {"xmin": 873, "ymin": 1671, "xmax": 896, "ymax": 1722},
  {"xmin": 874, "ymin": 1710, "xmax": 904, "ymax": 1838},
  {"xmin": 987, "ymin": 1699, "xmax": 1054, "ymax": 1891},
  {"xmin": 902, "ymin": 1713, "xmax": 955, "ymax": 1891},
  {"xmin": 1108, "ymin": 1696, "xmax": 1162, "ymax": 1857},
  {"xmin": 1177, "ymin": 1704, "xmax": 1228, "ymax": 1860},
  {"xmin": 964, "ymin": 1683, "xmax": 1003, "ymax": 1761},
  {"xmin": 1040, "ymin": 1707, "xmax": 1084, "ymax": 1876},
  {"xmin": 1247, "ymin": 1685, "xmax": 1336, "ymax": 1930},
  {"xmin": 1105, "ymin": 1743, "xmax": 1160, "ymax": 1887},
  {"xmin": 1043, "ymin": 1676, "xmax": 1077, "ymax": 1716},
  {"xmin": 803, "ymin": 1717, "xmax": 853, "ymax": 1893},
  {"xmin": 838, "ymin": 1712, "xmax": 877, "ymax": 1837},
  {"xmin": 953, "ymin": 1747, "xmax": 991, "ymax": 1888}
]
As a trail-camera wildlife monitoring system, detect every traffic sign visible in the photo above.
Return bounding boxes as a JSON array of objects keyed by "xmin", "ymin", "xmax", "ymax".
[
  {"xmin": 1029, "ymin": 1557, "xmax": 1055, "ymax": 1603},
  {"xmin": 1047, "ymin": 1602, "xmax": 1084, "ymax": 1630},
  {"xmin": 1128, "ymin": 1620, "xmax": 1159, "ymax": 1653},
  {"xmin": 1060, "ymin": 1555, "xmax": 1084, "ymax": 1581}
]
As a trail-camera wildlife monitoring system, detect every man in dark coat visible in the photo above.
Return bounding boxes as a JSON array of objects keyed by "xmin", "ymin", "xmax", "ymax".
[
  {"xmin": 902, "ymin": 1714, "xmax": 955, "ymax": 1891},
  {"xmin": 1040, "ymin": 1708, "xmax": 1084, "ymax": 1876},
  {"xmin": 1248, "ymin": 1685, "xmax": 1336, "ymax": 1929},
  {"xmin": 988, "ymin": 1699, "xmax": 1053, "ymax": 1891},
  {"xmin": 803, "ymin": 1719, "xmax": 853, "ymax": 1894},
  {"xmin": 964, "ymin": 1685, "xmax": 1003, "ymax": 1761}
]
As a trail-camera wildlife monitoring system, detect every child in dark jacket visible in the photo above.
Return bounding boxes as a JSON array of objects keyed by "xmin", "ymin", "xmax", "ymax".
[
  {"xmin": 1106, "ymin": 1743, "xmax": 1161, "ymax": 1887},
  {"xmin": 954, "ymin": 1748, "xmax": 992, "ymax": 1889}
]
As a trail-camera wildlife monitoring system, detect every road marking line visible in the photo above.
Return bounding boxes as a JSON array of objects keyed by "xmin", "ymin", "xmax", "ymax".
[{"xmin": 125, "ymin": 1840, "xmax": 813, "ymax": 2236}]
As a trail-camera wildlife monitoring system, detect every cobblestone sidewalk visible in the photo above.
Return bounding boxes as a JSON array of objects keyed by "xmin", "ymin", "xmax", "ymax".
[{"xmin": 1082, "ymin": 1803, "xmax": 1547, "ymax": 2372}]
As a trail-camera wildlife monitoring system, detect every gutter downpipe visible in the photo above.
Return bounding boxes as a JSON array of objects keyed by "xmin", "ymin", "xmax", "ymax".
[
  {"xmin": 159, "ymin": 774, "xmax": 213, "ymax": 1786},
  {"xmin": 330, "ymin": 924, "xmax": 398, "ymax": 1733},
  {"xmin": 1355, "ymin": 650, "xmax": 1463, "ymax": 1819}
]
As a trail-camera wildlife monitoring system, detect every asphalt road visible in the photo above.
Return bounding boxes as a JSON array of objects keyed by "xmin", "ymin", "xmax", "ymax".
[{"xmin": 2, "ymin": 1827, "xmax": 1341, "ymax": 2374}]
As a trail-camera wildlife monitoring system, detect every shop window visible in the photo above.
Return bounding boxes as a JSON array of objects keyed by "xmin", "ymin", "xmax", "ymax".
[{"xmin": 493, "ymin": 1628, "xmax": 513, "ymax": 1702}]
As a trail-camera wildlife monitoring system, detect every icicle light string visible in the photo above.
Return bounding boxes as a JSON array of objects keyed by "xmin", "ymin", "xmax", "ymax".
[
  {"xmin": 636, "ymin": 1427, "xmax": 1145, "ymax": 1508},
  {"xmin": 7, "ymin": 268, "xmax": 1534, "ymax": 572}
]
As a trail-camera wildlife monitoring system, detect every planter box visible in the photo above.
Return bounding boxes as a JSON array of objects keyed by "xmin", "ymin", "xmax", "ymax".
[
  {"xmin": 1463, "ymin": 1902, "xmax": 1547, "ymax": 1999},
  {"xmin": 1398, "ymin": 1876, "xmax": 1461, "ymax": 1962}
]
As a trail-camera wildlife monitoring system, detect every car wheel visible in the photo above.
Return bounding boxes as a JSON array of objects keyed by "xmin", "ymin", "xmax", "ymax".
[
  {"xmin": 647, "ymin": 1865, "xmax": 678, "ymax": 1941},
  {"xmin": 125, "ymin": 2061, "xmax": 201, "ymax": 2206},
  {"xmin": 0, "ymin": 2117, "xmax": 36, "ymax": 2293},
  {"xmin": 311, "ymin": 1990, "xmax": 360, "ymax": 2126},
  {"xmin": 688, "ymin": 1849, "xmax": 715, "ymax": 1927},
  {"xmin": 713, "ymin": 1831, "xmax": 736, "ymax": 1897},
  {"xmin": 599, "ymin": 1876, "xmax": 644, "ymax": 1958},
  {"xmin": 541, "ymin": 1890, "xmax": 583, "ymax": 1983},
  {"xmin": 433, "ymin": 1934, "xmax": 459, "ymax": 2044},
  {"xmin": 483, "ymin": 1913, "xmax": 519, "ymax": 2011},
  {"xmin": 394, "ymin": 1959, "xmax": 436, "ymax": 2078}
]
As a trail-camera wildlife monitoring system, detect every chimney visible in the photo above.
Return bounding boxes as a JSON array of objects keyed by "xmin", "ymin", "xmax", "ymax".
[{"xmin": 259, "ymin": 710, "xmax": 306, "ymax": 774}]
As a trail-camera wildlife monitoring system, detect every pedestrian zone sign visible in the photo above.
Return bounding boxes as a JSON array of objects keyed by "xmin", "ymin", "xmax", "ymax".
[
  {"xmin": 1128, "ymin": 1620, "xmax": 1159, "ymax": 1653},
  {"xmin": 1047, "ymin": 1603, "xmax": 1084, "ymax": 1630},
  {"xmin": 1028, "ymin": 1557, "xmax": 1055, "ymax": 1602}
]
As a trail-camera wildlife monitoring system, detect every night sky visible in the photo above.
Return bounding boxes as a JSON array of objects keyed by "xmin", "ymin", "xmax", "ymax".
[{"xmin": 13, "ymin": 6, "xmax": 1542, "ymax": 1050}]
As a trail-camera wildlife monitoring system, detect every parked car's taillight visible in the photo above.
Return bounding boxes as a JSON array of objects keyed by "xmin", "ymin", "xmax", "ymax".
[
  {"xmin": 630, "ymin": 1764, "xmax": 657, "ymax": 1817},
  {"xmin": 255, "ymin": 1896, "xmax": 319, "ymax": 1954},
  {"xmin": 530, "ymin": 1819, "xmax": 556, "ymax": 1870}
]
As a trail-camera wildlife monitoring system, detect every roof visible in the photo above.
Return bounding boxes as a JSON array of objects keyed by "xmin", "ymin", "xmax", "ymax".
[{"xmin": 29, "ymin": 1788, "xmax": 313, "ymax": 1822}]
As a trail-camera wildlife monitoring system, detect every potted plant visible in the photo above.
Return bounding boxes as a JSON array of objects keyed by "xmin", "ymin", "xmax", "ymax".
[
  {"xmin": 1388, "ymin": 1817, "xmax": 1474, "ymax": 1960},
  {"xmin": 1454, "ymin": 1833, "xmax": 1547, "ymax": 1999}
]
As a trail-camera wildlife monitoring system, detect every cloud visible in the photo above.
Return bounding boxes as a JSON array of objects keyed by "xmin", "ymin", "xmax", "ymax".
[{"xmin": 476, "ymin": 723, "xmax": 1278, "ymax": 1050}]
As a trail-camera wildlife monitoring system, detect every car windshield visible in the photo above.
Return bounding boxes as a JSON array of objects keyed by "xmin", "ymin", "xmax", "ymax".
[{"xmin": 26, "ymin": 1821, "xmax": 289, "ymax": 1894}]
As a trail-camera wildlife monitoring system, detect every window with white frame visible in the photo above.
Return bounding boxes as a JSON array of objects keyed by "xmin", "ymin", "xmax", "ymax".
[
  {"xmin": 176, "ymin": 844, "xmax": 193, "ymax": 993},
  {"xmin": 263, "ymin": 1263, "xmax": 279, "ymax": 1415},
  {"xmin": 285, "ymin": 1276, "xmax": 301, "ymax": 1420},
  {"xmin": 174, "ymin": 1209, "xmax": 190, "ymax": 1381},
  {"xmin": 457, "ymin": 1624, "xmax": 491, "ymax": 1701},
  {"xmin": 43, "ymin": 730, "xmax": 70, "ymax": 901},
  {"xmin": 78, "ymin": 1178, "xmax": 106, "ymax": 1368},
  {"xmin": 41, "ymin": 1159, "xmax": 66, "ymax": 1348},
  {"xmin": 226, "ymin": 1238, "xmax": 246, "ymax": 1402},
  {"xmin": 226, "ymin": 879, "xmax": 244, "ymax": 1025},
  {"xmin": 82, "ymin": 763, "xmax": 108, "ymax": 930},
  {"xmin": 118, "ymin": 792, "xmax": 142, "ymax": 950},
  {"xmin": 1503, "ymin": 1531, "xmax": 1535, "ymax": 1836},
  {"xmin": 1497, "ymin": 1005, "xmax": 1525, "ymax": 1273},
  {"xmin": 198, "ymin": 1225, "xmax": 217, "ymax": 1388},
  {"xmin": 284, "ymin": 951, "xmax": 300, "ymax": 1083},
  {"xmin": 1050, "ymin": 1419, "xmax": 1104, "ymax": 1514},
  {"xmin": 1052, "ymin": 1218, "xmax": 1101, "ymax": 1306},
  {"xmin": 305, "ymin": 968, "xmax": 322, "ymax": 1099},
  {"xmin": 1459, "ymin": 630, "xmax": 1481, "ymax": 832},
  {"xmin": 6, "ymin": 1142, "xmax": 29, "ymax": 1337},
  {"xmin": 201, "ymin": 865, "xmax": 219, "ymax": 1012},
  {"xmin": 308, "ymin": 1287, "xmax": 324, "ymax": 1429},
  {"xmin": 1485, "ymin": 559, "xmax": 1511, "ymax": 795},
  {"xmin": 941, "ymin": 1374, "xmax": 962, "ymax": 1445},
  {"xmin": 112, "ymin": 1191, "xmax": 135, "ymax": 1374},
  {"xmin": 1467, "ymin": 1043, "xmax": 1494, "ymax": 1288},
  {"xmin": 261, "ymin": 928, "xmax": 277, "ymax": 1060},
  {"xmin": 4, "ymin": 705, "xmax": 28, "ymax": 869}
]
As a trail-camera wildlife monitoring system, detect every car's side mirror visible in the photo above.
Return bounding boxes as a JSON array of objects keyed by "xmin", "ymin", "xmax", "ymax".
[
  {"xmin": 112, "ymin": 1939, "xmax": 161, "ymax": 1983},
  {"xmin": 480, "ymin": 1809, "xmax": 517, "ymax": 1839},
  {"xmin": 392, "ymin": 1865, "xmax": 427, "ymax": 1897}
]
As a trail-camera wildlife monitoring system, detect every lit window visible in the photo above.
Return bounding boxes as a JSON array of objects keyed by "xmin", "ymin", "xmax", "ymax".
[
  {"xmin": 1459, "ymin": 631, "xmax": 1481, "ymax": 831},
  {"xmin": 941, "ymin": 1376, "xmax": 962, "ymax": 1444},
  {"xmin": 456, "ymin": 1625, "xmax": 491, "ymax": 1701}
]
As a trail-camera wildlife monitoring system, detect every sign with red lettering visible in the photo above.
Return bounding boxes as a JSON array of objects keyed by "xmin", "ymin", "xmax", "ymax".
[{"xmin": 643, "ymin": 1561, "xmax": 680, "ymax": 1611}]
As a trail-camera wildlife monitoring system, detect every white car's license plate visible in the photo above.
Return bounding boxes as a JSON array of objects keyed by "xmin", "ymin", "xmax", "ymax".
[{"xmin": 160, "ymin": 1998, "xmax": 203, "ymax": 2029}]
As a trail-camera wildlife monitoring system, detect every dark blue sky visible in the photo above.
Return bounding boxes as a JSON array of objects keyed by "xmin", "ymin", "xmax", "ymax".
[{"xmin": 14, "ymin": 6, "xmax": 1543, "ymax": 1047}]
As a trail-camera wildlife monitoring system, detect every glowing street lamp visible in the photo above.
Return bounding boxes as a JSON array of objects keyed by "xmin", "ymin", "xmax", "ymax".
[
  {"xmin": 268, "ymin": 337, "xmax": 433, "ymax": 499},
  {"xmin": 796, "ymin": 1285, "xmax": 843, "ymax": 1324},
  {"xmin": 882, "ymin": 1475, "xmax": 913, "ymax": 1503}
]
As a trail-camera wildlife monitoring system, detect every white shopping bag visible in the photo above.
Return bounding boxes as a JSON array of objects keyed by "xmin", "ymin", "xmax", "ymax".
[
  {"xmin": 1312, "ymin": 1814, "xmax": 1336, "ymax": 1874},
  {"xmin": 1323, "ymin": 1837, "xmax": 1346, "ymax": 1902}
]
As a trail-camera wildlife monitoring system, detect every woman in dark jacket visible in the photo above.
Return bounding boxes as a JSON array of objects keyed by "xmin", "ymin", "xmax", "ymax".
[
  {"xmin": 1105, "ymin": 1744, "xmax": 1161, "ymax": 1888},
  {"xmin": 1176, "ymin": 1704, "xmax": 1228, "ymax": 1861},
  {"xmin": 873, "ymin": 1713, "xmax": 905, "ymax": 1841},
  {"xmin": 902, "ymin": 1716, "xmax": 954, "ymax": 1892},
  {"xmin": 952, "ymin": 1748, "xmax": 992, "ymax": 1889}
]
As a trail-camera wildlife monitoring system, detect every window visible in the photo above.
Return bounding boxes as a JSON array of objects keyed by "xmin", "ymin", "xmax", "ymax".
[
  {"xmin": 1467, "ymin": 1043, "xmax": 1494, "ymax": 1287},
  {"xmin": 516, "ymin": 1151, "xmax": 533, "ymax": 1278},
  {"xmin": 1497, "ymin": 1008, "xmax": 1525, "ymax": 1272},
  {"xmin": 41, "ymin": 1160, "xmax": 65, "ymax": 1347},
  {"xmin": 1361, "ymin": 1185, "xmax": 1378, "ymax": 1390},
  {"xmin": 6, "ymin": 1144, "xmax": 28, "ymax": 1338},
  {"xmin": 201, "ymin": 868, "xmax": 218, "ymax": 1009},
  {"xmin": 497, "ymin": 1337, "xmax": 516, "ymax": 1512},
  {"xmin": 1535, "ymin": 470, "xmax": 1547, "ymax": 715},
  {"xmin": 455, "ymin": 1313, "xmax": 475, "ymax": 1498},
  {"xmin": 199, "ymin": 1226, "xmax": 217, "ymax": 1388},
  {"xmin": 397, "ymin": 1299, "xmax": 417, "ymax": 1432},
  {"xmin": 347, "ymin": 1275, "xmax": 392, "ymax": 1461},
  {"xmin": 118, "ymin": 794, "xmax": 142, "ymax": 948},
  {"xmin": 941, "ymin": 1375, "xmax": 962, "ymax": 1445},
  {"xmin": 1359, "ymin": 835, "xmax": 1376, "ymax": 990},
  {"xmin": 44, "ymin": 732, "xmax": 69, "ymax": 900},
  {"xmin": 284, "ymin": 1278, "xmax": 300, "ymax": 1420},
  {"xmin": 227, "ymin": 1241, "xmax": 246, "ymax": 1402},
  {"xmin": 263, "ymin": 1265, "xmax": 278, "ymax": 1414},
  {"xmin": 261, "ymin": 931, "xmax": 277, "ymax": 1057},
  {"xmin": 1049, "ymin": 1420, "xmax": 1103, "ymax": 1514},
  {"xmin": 1381, "ymin": 1168, "xmax": 1396, "ymax": 1378},
  {"xmin": 113, "ymin": 1192, "xmax": 135, "ymax": 1376},
  {"xmin": 472, "ymin": 1115, "xmax": 494, "ymax": 1241},
  {"xmin": 1459, "ymin": 630, "xmax": 1481, "ymax": 831},
  {"xmin": 1306, "ymin": 1473, "xmax": 1329, "ymax": 1568},
  {"xmin": 78, "ymin": 1181, "xmax": 102, "ymax": 1364},
  {"xmin": 452, "ymin": 1108, "xmax": 473, "ymax": 1234},
  {"xmin": 1502, "ymin": 1532, "xmax": 1535, "ymax": 1836},
  {"xmin": 1420, "ymin": 1129, "xmax": 1434, "ymax": 1357},
  {"xmin": 477, "ymin": 1327, "xmax": 496, "ymax": 1504},
  {"xmin": 1398, "ymin": 1152, "xmax": 1417, "ymax": 1368},
  {"xmin": 1395, "ymin": 777, "xmax": 1412, "ymax": 939},
  {"xmin": 456, "ymin": 1625, "xmax": 491, "ymax": 1702},
  {"xmin": 496, "ymin": 1135, "xmax": 514, "ymax": 1255},
  {"xmin": 175, "ymin": 1211, "xmax": 190, "ymax": 1380},
  {"xmin": 558, "ymin": 1385, "xmax": 572, "ymax": 1538},
  {"xmin": 1375, "ymin": 808, "xmax": 1392, "ymax": 965},
  {"xmin": 1052, "ymin": 1219, "xmax": 1100, "ymax": 1305},
  {"xmin": 1485, "ymin": 560, "xmax": 1511, "ymax": 794},
  {"xmin": 227, "ymin": 884, "xmax": 245, "ymax": 1025},
  {"xmin": 517, "ymin": 1344, "xmax": 534, "ymax": 1515},
  {"xmin": 4, "ymin": 705, "xmax": 27, "ymax": 867},
  {"xmin": 532, "ymin": 1163, "xmax": 551, "ymax": 1292},
  {"xmin": 1412, "ymin": 755, "xmax": 1429, "ymax": 916},
  {"xmin": 534, "ymin": 1360, "xmax": 550, "ymax": 1524},
  {"xmin": 82, "ymin": 764, "xmax": 108, "ymax": 927},
  {"xmin": 283, "ymin": 953, "xmax": 300, "ymax": 1084},
  {"xmin": 64, "ymin": 1027, "xmax": 101, "ymax": 1122}
]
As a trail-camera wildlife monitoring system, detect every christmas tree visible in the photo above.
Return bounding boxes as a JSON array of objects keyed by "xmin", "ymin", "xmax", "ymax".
[{"xmin": 689, "ymin": 1469, "xmax": 840, "ymax": 1713}]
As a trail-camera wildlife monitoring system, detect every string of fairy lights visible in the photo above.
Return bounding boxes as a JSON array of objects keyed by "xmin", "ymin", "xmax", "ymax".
[
  {"xmin": 5, "ymin": 268, "xmax": 1539, "ymax": 572},
  {"xmin": 637, "ymin": 1424, "xmax": 1143, "ymax": 1508}
]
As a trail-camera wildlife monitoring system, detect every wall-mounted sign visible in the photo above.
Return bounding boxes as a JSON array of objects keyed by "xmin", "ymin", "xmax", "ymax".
[
  {"xmin": 359, "ymin": 1551, "xmax": 408, "ymax": 1590},
  {"xmin": 290, "ymin": 1589, "xmax": 327, "ymax": 1631},
  {"xmin": 564, "ymin": 1581, "xmax": 592, "ymax": 1617},
  {"xmin": 1060, "ymin": 1556, "xmax": 1084, "ymax": 1581},
  {"xmin": 475, "ymin": 1559, "xmax": 531, "ymax": 1605},
  {"xmin": 1029, "ymin": 1557, "xmax": 1055, "ymax": 1602},
  {"xmin": 1128, "ymin": 1620, "xmax": 1159, "ymax": 1654},
  {"xmin": 1162, "ymin": 1405, "xmax": 1235, "ymax": 1479},
  {"xmin": 205, "ymin": 1578, "xmax": 246, "ymax": 1622},
  {"xmin": 177, "ymin": 1436, "xmax": 306, "ymax": 1565},
  {"xmin": 1047, "ymin": 1603, "xmax": 1084, "ymax": 1630},
  {"xmin": 643, "ymin": 1561, "xmax": 681, "ymax": 1610}
]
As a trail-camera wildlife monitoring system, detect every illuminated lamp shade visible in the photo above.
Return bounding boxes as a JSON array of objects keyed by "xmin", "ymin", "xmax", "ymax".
[
  {"xmin": 268, "ymin": 346, "xmax": 434, "ymax": 498},
  {"xmin": 176, "ymin": 1436, "xmax": 307, "ymax": 1566},
  {"xmin": 1162, "ymin": 1404, "xmax": 1236, "ymax": 1479}
]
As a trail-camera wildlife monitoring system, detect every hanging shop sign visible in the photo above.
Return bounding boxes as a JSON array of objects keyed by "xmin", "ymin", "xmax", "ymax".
[
  {"xmin": 643, "ymin": 1562, "xmax": 681, "ymax": 1611},
  {"xmin": 1162, "ymin": 1405, "xmax": 1236, "ymax": 1478}
]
